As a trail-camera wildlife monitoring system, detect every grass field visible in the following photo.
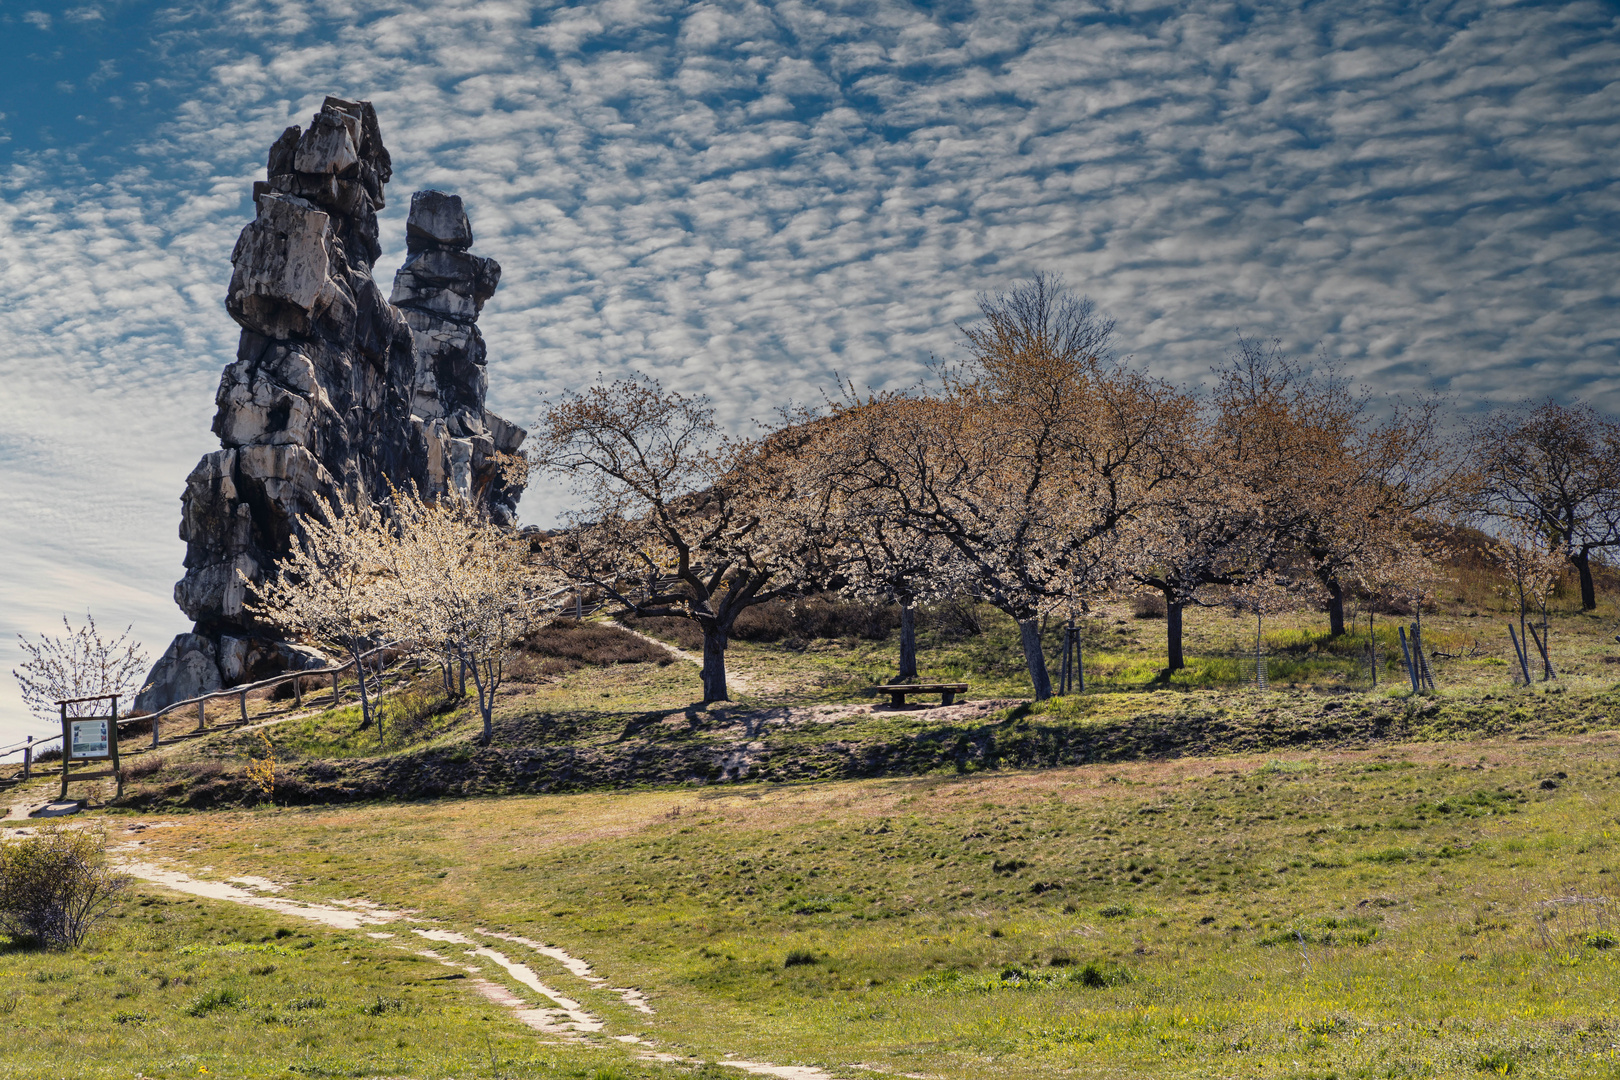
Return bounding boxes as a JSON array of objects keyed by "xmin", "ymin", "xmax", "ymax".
[
  {"xmin": 5, "ymin": 586, "xmax": 1620, "ymax": 1078},
  {"xmin": 103, "ymin": 729, "xmax": 1620, "ymax": 1079}
]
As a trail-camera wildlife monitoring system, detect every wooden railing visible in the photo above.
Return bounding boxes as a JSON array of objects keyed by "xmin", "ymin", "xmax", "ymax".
[
  {"xmin": 0, "ymin": 585, "xmax": 603, "ymax": 785},
  {"xmin": 0, "ymin": 642, "xmax": 403, "ymax": 783}
]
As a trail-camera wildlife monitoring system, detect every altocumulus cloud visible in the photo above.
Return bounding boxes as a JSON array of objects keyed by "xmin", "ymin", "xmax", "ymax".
[{"xmin": 0, "ymin": 0, "xmax": 1616, "ymax": 740}]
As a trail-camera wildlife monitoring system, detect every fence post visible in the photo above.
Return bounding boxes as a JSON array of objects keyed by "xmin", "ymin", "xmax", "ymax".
[
  {"xmin": 1412, "ymin": 624, "xmax": 1436, "ymax": 690},
  {"xmin": 22, "ymin": 736, "xmax": 31, "ymax": 780},
  {"xmin": 240, "ymin": 689, "xmax": 249, "ymax": 724},
  {"xmin": 1368, "ymin": 613, "xmax": 1377, "ymax": 688},
  {"xmin": 332, "ymin": 670, "xmax": 341, "ymax": 705},
  {"xmin": 1058, "ymin": 621, "xmax": 1071, "ymax": 696},
  {"xmin": 293, "ymin": 675, "xmax": 303, "ymax": 708},
  {"xmin": 1398, "ymin": 626, "xmax": 1419, "ymax": 693},
  {"xmin": 197, "ymin": 698, "xmax": 207, "ymax": 733},
  {"xmin": 1527, "ymin": 623, "xmax": 1554, "ymax": 680},
  {"xmin": 1507, "ymin": 624, "xmax": 1532, "ymax": 685},
  {"xmin": 151, "ymin": 708, "xmax": 160, "ymax": 749}
]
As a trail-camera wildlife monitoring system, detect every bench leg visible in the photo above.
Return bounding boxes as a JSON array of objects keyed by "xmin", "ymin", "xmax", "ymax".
[
  {"xmin": 941, "ymin": 691, "xmax": 955, "ymax": 705},
  {"xmin": 888, "ymin": 692, "xmax": 906, "ymax": 708}
]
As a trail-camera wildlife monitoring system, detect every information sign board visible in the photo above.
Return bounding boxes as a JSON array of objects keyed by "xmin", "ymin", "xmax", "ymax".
[{"xmin": 69, "ymin": 719, "xmax": 111, "ymax": 760}]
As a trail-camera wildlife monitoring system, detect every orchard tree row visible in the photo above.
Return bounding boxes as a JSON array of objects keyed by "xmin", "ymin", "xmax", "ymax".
[{"xmin": 527, "ymin": 274, "xmax": 1620, "ymax": 703}]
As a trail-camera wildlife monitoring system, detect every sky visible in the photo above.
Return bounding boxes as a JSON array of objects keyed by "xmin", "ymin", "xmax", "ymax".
[{"xmin": 0, "ymin": 0, "xmax": 1616, "ymax": 745}]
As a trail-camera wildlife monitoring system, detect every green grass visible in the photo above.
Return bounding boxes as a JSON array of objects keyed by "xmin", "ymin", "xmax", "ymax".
[
  {"xmin": 120, "ymin": 727, "xmax": 1620, "ymax": 1079},
  {"xmin": 0, "ymin": 883, "xmax": 689, "ymax": 1079}
]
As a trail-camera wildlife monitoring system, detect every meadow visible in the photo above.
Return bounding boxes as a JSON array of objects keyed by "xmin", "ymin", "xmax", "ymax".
[{"xmin": 4, "ymin": 580, "xmax": 1620, "ymax": 1079}]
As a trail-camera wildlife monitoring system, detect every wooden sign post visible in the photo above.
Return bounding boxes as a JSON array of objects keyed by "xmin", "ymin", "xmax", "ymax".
[{"xmin": 56, "ymin": 694, "xmax": 121, "ymax": 802}]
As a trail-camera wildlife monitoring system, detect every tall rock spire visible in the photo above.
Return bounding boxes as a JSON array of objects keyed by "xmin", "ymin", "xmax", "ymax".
[{"xmin": 137, "ymin": 97, "xmax": 526, "ymax": 712}]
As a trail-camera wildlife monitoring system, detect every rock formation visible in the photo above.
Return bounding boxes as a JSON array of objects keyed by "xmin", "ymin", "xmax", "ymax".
[{"xmin": 137, "ymin": 97, "xmax": 526, "ymax": 712}]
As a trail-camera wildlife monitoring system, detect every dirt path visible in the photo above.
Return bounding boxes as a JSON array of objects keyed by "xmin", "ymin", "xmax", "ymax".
[
  {"xmin": 606, "ymin": 620, "xmax": 752, "ymax": 693},
  {"xmin": 120, "ymin": 859, "xmax": 832, "ymax": 1080}
]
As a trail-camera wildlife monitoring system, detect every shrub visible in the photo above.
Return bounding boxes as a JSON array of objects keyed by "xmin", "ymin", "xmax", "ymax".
[
  {"xmin": 511, "ymin": 619, "xmax": 676, "ymax": 679},
  {"xmin": 184, "ymin": 987, "xmax": 245, "ymax": 1016},
  {"xmin": 922, "ymin": 595, "xmax": 983, "ymax": 638},
  {"xmin": 0, "ymin": 824, "xmax": 131, "ymax": 949},
  {"xmin": 624, "ymin": 598, "xmax": 899, "ymax": 647},
  {"xmin": 733, "ymin": 598, "xmax": 899, "ymax": 642},
  {"xmin": 783, "ymin": 949, "xmax": 818, "ymax": 967},
  {"xmin": 1132, "ymin": 593, "xmax": 1167, "ymax": 619},
  {"xmin": 618, "ymin": 615, "xmax": 706, "ymax": 651}
]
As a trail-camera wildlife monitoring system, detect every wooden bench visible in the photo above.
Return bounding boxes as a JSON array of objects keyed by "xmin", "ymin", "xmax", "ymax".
[{"xmin": 873, "ymin": 682, "xmax": 969, "ymax": 707}]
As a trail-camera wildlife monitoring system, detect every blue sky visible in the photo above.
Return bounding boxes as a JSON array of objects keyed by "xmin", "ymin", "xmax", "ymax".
[{"xmin": 1, "ymin": 0, "xmax": 1617, "ymax": 743}]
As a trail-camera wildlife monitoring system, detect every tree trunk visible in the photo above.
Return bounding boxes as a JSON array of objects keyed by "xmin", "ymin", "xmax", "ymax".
[
  {"xmin": 1574, "ymin": 549, "xmax": 1597, "ymax": 611},
  {"xmin": 1166, "ymin": 601, "xmax": 1185, "ymax": 673},
  {"xmin": 1326, "ymin": 579, "xmax": 1346, "ymax": 637},
  {"xmin": 351, "ymin": 640, "xmax": 374, "ymax": 731},
  {"xmin": 701, "ymin": 626, "xmax": 730, "ymax": 704},
  {"xmin": 1018, "ymin": 618, "xmax": 1052, "ymax": 701},
  {"xmin": 896, "ymin": 603, "xmax": 918, "ymax": 682},
  {"xmin": 467, "ymin": 656, "xmax": 494, "ymax": 744}
]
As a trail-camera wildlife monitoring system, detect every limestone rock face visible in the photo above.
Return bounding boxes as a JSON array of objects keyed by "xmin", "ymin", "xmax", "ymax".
[
  {"xmin": 138, "ymin": 97, "xmax": 527, "ymax": 713},
  {"xmin": 135, "ymin": 634, "xmax": 222, "ymax": 714}
]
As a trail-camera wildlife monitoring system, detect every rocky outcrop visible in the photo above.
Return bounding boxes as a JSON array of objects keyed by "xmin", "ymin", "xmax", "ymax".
[{"xmin": 137, "ymin": 97, "xmax": 526, "ymax": 713}]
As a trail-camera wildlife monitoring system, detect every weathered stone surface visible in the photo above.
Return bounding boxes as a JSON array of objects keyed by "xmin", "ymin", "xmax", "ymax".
[
  {"xmin": 225, "ymin": 195, "xmax": 333, "ymax": 339},
  {"xmin": 405, "ymin": 189, "xmax": 473, "ymax": 250},
  {"xmin": 134, "ymin": 634, "xmax": 222, "ymax": 714},
  {"xmin": 141, "ymin": 99, "xmax": 528, "ymax": 711}
]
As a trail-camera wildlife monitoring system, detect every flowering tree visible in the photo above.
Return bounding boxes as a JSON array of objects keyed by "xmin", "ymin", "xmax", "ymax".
[
  {"xmin": 1127, "ymin": 456, "xmax": 1271, "ymax": 673},
  {"xmin": 243, "ymin": 491, "xmax": 392, "ymax": 733},
  {"xmin": 12, "ymin": 614, "xmax": 149, "ymax": 721},
  {"xmin": 529, "ymin": 377, "xmax": 832, "ymax": 704},
  {"xmin": 384, "ymin": 489, "xmax": 537, "ymax": 744},
  {"xmin": 1223, "ymin": 569, "xmax": 1322, "ymax": 688}
]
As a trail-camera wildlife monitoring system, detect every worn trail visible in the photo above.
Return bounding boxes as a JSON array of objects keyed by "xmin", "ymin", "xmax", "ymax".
[{"xmin": 120, "ymin": 857, "xmax": 832, "ymax": 1080}]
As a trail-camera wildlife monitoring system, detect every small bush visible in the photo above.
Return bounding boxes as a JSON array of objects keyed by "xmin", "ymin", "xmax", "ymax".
[
  {"xmin": 1132, "ymin": 593, "xmax": 1167, "ymax": 619},
  {"xmin": 123, "ymin": 755, "xmax": 164, "ymax": 781},
  {"xmin": 359, "ymin": 994, "xmax": 407, "ymax": 1015},
  {"xmin": 1586, "ymin": 931, "xmax": 1617, "ymax": 950},
  {"xmin": 0, "ymin": 824, "xmax": 131, "ymax": 949},
  {"xmin": 922, "ymin": 595, "xmax": 983, "ymax": 638},
  {"xmin": 783, "ymin": 949, "xmax": 818, "ymax": 967},
  {"xmin": 512, "ymin": 619, "xmax": 676, "ymax": 679},
  {"xmin": 185, "ymin": 987, "xmax": 245, "ymax": 1016},
  {"xmin": 1075, "ymin": 961, "xmax": 1133, "ymax": 988}
]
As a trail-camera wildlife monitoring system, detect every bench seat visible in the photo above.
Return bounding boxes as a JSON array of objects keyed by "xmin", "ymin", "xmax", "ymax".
[{"xmin": 872, "ymin": 682, "xmax": 969, "ymax": 707}]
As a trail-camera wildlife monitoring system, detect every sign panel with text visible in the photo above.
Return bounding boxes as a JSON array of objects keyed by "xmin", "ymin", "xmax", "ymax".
[{"xmin": 69, "ymin": 719, "xmax": 111, "ymax": 760}]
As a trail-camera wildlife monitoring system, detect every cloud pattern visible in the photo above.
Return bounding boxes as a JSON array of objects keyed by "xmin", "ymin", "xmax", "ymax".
[{"xmin": 1, "ymin": 0, "xmax": 1616, "ymax": 740}]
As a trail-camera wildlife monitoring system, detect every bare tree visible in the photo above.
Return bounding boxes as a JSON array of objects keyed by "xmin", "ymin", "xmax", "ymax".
[
  {"xmin": 1209, "ymin": 336, "xmax": 1461, "ymax": 638},
  {"xmin": 1127, "ymin": 451, "xmax": 1270, "ymax": 673},
  {"xmin": 1469, "ymin": 400, "xmax": 1620, "ymax": 610},
  {"xmin": 822, "ymin": 275, "xmax": 1189, "ymax": 699},
  {"xmin": 529, "ymin": 377, "xmax": 831, "ymax": 705},
  {"xmin": 12, "ymin": 613, "xmax": 148, "ymax": 721}
]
